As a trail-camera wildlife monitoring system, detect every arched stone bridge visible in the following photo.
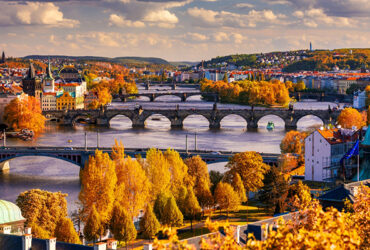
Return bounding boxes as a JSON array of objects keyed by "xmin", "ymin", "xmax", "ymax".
[
  {"xmin": 43, "ymin": 107, "xmax": 341, "ymax": 130},
  {"xmin": 120, "ymin": 91, "xmax": 218, "ymax": 102}
]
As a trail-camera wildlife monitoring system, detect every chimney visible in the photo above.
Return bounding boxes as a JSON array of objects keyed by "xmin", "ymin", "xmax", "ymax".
[
  {"xmin": 22, "ymin": 234, "xmax": 32, "ymax": 250},
  {"xmin": 235, "ymin": 225, "xmax": 240, "ymax": 244},
  {"xmin": 46, "ymin": 237, "xmax": 56, "ymax": 250},
  {"xmin": 107, "ymin": 239, "xmax": 117, "ymax": 250},
  {"xmin": 24, "ymin": 227, "xmax": 32, "ymax": 235},
  {"xmin": 0, "ymin": 225, "xmax": 11, "ymax": 234},
  {"xmin": 93, "ymin": 242, "xmax": 107, "ymax": 250},
  {"xmin": 144, "ymin": 244, "xmax": 153, "ymax": 250}
]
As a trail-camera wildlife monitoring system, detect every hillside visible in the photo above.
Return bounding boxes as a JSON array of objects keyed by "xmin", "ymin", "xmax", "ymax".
[
  {"xmin": 24, "ymin": 55, "xmax": 171, "ymax": 66},
  {"xmin": 200, "ymin": 48, "xmax": 370, "ymax": 72}
]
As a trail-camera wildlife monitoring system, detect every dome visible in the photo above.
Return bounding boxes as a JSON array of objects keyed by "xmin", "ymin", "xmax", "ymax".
[
  {"xmin": 59, "ymin": 66, "xmax": 78, "ymax": 74},
  {"xmin": 0, "ymin": 200, "xmax": 25, "ymax": 225}
]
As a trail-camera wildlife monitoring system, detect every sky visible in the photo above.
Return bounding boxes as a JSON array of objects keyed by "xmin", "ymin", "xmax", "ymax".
[{"xmin": 0, "ymin": 0, "xmax": 369, "ymax": 61}]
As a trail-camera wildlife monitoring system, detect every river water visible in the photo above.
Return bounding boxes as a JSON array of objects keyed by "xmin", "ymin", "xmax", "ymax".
[{"xmin": 0, "ymin": 87, "xmax": 344, "ymax": 212}]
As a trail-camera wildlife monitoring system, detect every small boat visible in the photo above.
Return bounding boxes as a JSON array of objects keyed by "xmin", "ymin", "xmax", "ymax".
[{"xmin": 266, "ymin": 121, "xmax": 275, "ymax": 130}]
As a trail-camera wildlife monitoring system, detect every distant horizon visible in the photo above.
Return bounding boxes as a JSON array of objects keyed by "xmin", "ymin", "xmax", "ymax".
[{"xmin": 3, "ymin": 47, "xmax": 370, "ymax": 63}]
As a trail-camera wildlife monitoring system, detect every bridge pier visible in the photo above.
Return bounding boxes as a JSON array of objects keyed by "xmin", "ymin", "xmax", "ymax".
[
  {"xmin": 172, "ymin": 84, "xmax": 176, "ymax": 90},
  {"xmin": 150, "ymin": 94, "xmax": 155, "ymax": 102},
  {"xmin": 285, "ymin": 124, "xmax": 297, "ymax": 130},
  {"xmin": 209, "ymin": 120, "xmax": 221, "ymax": 129},
  {"xmin": 247, "ymin": 120, "xmax": 258, "ymax": 130},
  {"xmin": 181, "ymin": 94, "xmax": 187, "ymax": 102},
  {"xmin": 96, "ymin": 118, "xmax": 110, "ymax": 127},
  {"xmin": 61, "ymin": 118, "xmax": 73, "ymax": 126},
  {"xmin": 132, "ymin": 120, "xmax": 145, "ymax": 128},
  {"xmin": 0, "ymin": 161, "xmax": 10, "ymax": 173},
  {"xmin": 171, "ymin": 118, "xmax": 183, "ymax": 128},
  {"xmin": 145, "ymin": 83, "xmax": 150, "ymax": 90}
]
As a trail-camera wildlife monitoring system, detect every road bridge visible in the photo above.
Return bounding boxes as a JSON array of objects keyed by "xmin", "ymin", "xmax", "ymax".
[
  {"xmin": 43, "ymin": 107, "xmax": 341, "ymax": 130},
  {"xmin": 137, "ymin": 82, "xmax": 200, "ymax": 90},
  {"xmin": 0, "ymin": 146, "xmax": 279, "ymax": 170}
]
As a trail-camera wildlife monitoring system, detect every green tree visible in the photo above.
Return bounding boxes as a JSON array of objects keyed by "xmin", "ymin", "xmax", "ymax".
[
  {"xmin": 209, "ymin": 170, "xmax": 224, "ymax": 195},
  {"xmin": 83, "ymin": 205, "xmax": 104, "ymax": 242},
  {"xmin": 259, "ymin": 167, "xmax": 289, "ymax": 214},
  {"xmin": 162, "ymin": 195, "xmax": 183, "ymax": 227},
  {"xmin": 139, "ymin": 204, "xmax": 160, "ymax": 240},
  {"xmin": 110, "ymin": 203, "xmax": 137, "ymax": 247},
  {"xmin": 153, "ymin": 191, "xmax": 170, "ymax": 223},
  {"xmin": 54, "ymin": 217, "xmax": 81, "ymax": 244},
  {"xmin": 182, "ymin": 188, "xmax": 201, "ymax": 231}
]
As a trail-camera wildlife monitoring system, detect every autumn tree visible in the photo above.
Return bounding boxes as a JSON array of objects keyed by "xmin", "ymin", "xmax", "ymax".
[
  {"xmin": 54, "ymin": 217, "xmax": 81, "ymax": 244},
  {"xmin": 109, "ymin": 203, "xmax": 137, "ymax": 246},
  {"xmin": 225, "ymin": 152, "xmax": 270, "ymax": 194},
  {"xmin": 143, "ymin": 148, "xmax": 171, "ymax": 198},
  {"xmin": 214, "ymin": 182, "xmax": 240, "ymax": 217},
  {"xmin": 3, "ymin": 94, "xmax": 45, "ymax": 135},
  {"xmin": 295, "ymin": 80, "xmax": 306, "ymax": 91},
  {"xmin": 280, "ymin": 130, "xmax": 307, "ymax": 165},
  {"xmin": 139, "ymin": 204, "xmax": 161, "ymax": 240},
  {"xmin": 337, "ymin": 107, "xmax": 365, "ymax": 129},
  {"xmin": 184, "ymin": 156, "xmax": 213, "ymax": 210},
  {"xmin": 231, "ymin": 173, "xmax": 247, "ymax": 203},
  {"xmin": 259, "ymin": 166, "xmax": 290, "ymax": 214},
  {"xmin": 113, "ymin": 142, "xmax": 150, "ymax": 218},
  {"xmin": 209, "ymin": 170, "xmax": 224, "ymax": 195},
  {"xmin": 83, "ymin": 205, "xmax": 104, "ymax": 242},
  {"xmin": 287, "ymin": 181, "xmax": 312, "ymax": 211},
  {"xmin": 153, "ymin": 191, "xmax": 170, "ymax": 223},
  {"xmin": 182, "ymin": 188, "xmax": 201, "ymax": 231},
  {"xmin": 164, "ymin": 148, "xmax": 189, "ymax": 197},
  {"xmin": 79, "ymin": 150, "xmax": 117, "ymax": 223},
  {"xmin": 350, "ymin": 185, "xmax": 370, "ymax": 248},
  {"xmin": 16, "ymin": 189, "xmax": 68, "ymax": 239},
  {"xmin": 162, "ymin": 195, "xmax": 183, "ymax": 227},
  {"xmin": 88, "ymin": 87, "xmax": 112, "ymax": 109}
]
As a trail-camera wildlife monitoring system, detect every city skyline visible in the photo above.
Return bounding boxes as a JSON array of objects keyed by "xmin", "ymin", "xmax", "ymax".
[{"xmin": 0, "ymin": 0, "xmax": 370, "ymax": 61}]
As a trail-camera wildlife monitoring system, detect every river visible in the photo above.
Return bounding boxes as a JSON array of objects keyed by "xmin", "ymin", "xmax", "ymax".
[{"xmin": 0, "ymin": 87, "xmax": 344, "ymax": 212}]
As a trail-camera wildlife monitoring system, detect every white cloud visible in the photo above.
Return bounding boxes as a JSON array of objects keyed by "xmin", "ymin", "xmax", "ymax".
[
  {"xmin": 295, "ymin": 8, "xmax": 357, "ymax": 28},
  {"xmin": 0, "ymin": 2, "xmax": 79, "ymax": 28},
  {"xmin": 109, "ymin": 14, "xmax": 146, "ymax": 28},
  {"xmin": 187, "ymin": 7, "xmax": 286, "ymax": 28}
]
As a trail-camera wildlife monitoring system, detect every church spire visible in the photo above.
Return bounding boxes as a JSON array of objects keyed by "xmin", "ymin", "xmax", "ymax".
[
  {"xmin": 46, "ymin": 57, "xmax": 54, "ymax": 79},
  {"xmin": 0, "ymin": 51, "xmax": 5, "ymax": 64},
  {"xmin": 27, "ymin": 63, "xmax": 35, "ymax": 79}
]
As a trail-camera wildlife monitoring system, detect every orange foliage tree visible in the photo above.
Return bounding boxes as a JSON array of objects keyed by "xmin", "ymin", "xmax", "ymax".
[
  {"xmin": 3, "ymin": 94, "xmax": 45, "ymax": 134},
  {"xmin": 201, "ymin": 79, "xmax": 290, "ymax": 106},
  {"xmin": 337, "ymin": 107, "xmax": 366, "ymax": 129},
  {"xmin": 88, "ymin": 87, "xmax": 112, "ymax": 109}
]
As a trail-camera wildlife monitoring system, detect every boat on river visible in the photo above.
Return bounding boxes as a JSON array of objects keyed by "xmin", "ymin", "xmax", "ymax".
[{"xmin": 266, "ymin": 121, "xmax": 275, "ymax": 130}]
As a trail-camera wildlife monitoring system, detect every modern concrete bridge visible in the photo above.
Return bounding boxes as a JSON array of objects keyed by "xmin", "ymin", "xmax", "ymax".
[
  {"xmin": 43, "ymin": 107, "xmax": 341, "ymax": 130},
  {"xmin": 0, "ymin": 146, "xmax": 279, "ymax": 170}
]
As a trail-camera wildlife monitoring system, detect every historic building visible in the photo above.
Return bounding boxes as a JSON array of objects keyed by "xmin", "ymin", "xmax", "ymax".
[
  {"xmin": 0, "ymin": 51, "xmax": 5, "ymax": 64},
  {"xmin": 0, "ymin": 200, "xmax": 25, "ymax": 234},
  {"xmin": 43, "ymin": 60, "xmax": 55, "ymax": 93},
  {"xmin": 56, "ymin": 92, "xmax": 83, "ymax": 110},
  {"xmin": 22, "ymin": 63, "xmax": 42, "ymax": 99}
]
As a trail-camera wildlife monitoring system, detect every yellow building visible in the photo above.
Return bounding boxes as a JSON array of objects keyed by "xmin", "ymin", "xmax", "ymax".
[{"xmin": 56, "ymin": 92, "xmax": 84, "ymax": 110}]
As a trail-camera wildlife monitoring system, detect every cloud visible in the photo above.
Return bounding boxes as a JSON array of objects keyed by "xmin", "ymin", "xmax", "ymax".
[
  {"xmin": 0, "ymin": 2, "xmax": 79, "ymax": 27},
  {"xmin": 294, "ymin": 8, "xmax": 357, "ymax": 28},
  {"xmin": 187, "ymin": 7, "xmax": 286, "ymax": 28},
  {"xmin": 264, "ymin": 0, "xmax": 370, "ymax": 17},
  {"xmin": 109, "ymin": 14, "xmax": 145, "ymax": 28}
]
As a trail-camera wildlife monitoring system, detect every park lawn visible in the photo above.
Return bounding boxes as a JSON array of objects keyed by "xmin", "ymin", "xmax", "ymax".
[{"xmin": 177, "ymin": 227, "xmax": 211, "ymax": 240}]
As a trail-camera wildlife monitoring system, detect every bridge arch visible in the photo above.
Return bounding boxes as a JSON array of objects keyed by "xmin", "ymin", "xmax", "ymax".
[
  {"xmin": 0, "ymin": 153, "xmax": 84, "ymax": 169},
  {"xmin": 108, "ymin": 114, "xmax": 133, "ymax": 128},
  {"xmin": 144, "ymin": 114, "xmax": 172, "ymax": 129},
  {"xmin": 71, "ymin": 114, "xmax": 94, "ymax": 125},
  {"xmin": 184, "ymin": 94, "xmax": 202, "ymax": 102},
  {"xmin": 153, "ymin": 94, "xmax": 182, "ymax": 102},
  {"xmin": 220, "ymin": 114, "xmax": 248, "ymax": 129},
  {"xmin": 296, "ymin": 114, "xmax": 325, "ymax": 129},
  {"xmin": 257, "ymin": 114, "xmax": 285, "ymax": 129},
  {"xmin": 183, "ymin": 114, "xmax": 210, "ymax": 129}
]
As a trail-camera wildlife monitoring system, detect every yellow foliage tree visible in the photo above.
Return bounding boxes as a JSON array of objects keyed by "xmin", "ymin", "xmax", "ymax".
[
  {"xmin": 88, "ymin": 87, "xmax": 112, "ymax": 109},
  {"xmin": 164, "ymin": 148, "xmax": 189, "ymax": 197},
  {"xmin": 143, "ymin": 148, "xmax": 171, "ymax": 198},
  {"xmin": 184, "ymin": 156, "xmax": 213, "ymax": 210},
  {"xmin": 54, "ymin": 217, "xmax": 81, "ymax": 244},
  {"xmin": 79, "ymin": 150, "xmax": 117, "ymax": 223},
  {"xmin": 214, "ymin": 182, "xmax": 240, "ymax": 217},
  {"xmin": 225, "ymin": 152, "xmax": 270, "ymax": 193},
  {"xmin": 16, "ymin": 189, "xmax": 68, "ymax": 239},
  {"xmin": 3, "ymin": 94, "xmax": 45, "ymax": 135},
  {"xmin": 337, "ymin": 107, "xmax": 366, "ymax": 129}
]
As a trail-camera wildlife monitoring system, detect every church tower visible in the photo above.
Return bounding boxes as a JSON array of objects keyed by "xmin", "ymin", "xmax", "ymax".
[
  {"xmin": 0, "ymin": 51, "xmax": 5, "ymax": 64},
  {"xmin": 22, "ymin": 63, "xmax": 42, "ymax": 98},
  {"xmin": 43, "ymin": 58, "xmax": 55, "ymax": 92}
]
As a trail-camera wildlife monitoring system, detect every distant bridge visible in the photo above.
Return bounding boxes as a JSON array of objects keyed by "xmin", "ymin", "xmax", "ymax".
[
  {"xmin": 0, "ymin": 146, "xmax": 279, "ymax": 170},
  {"xmin": 137, "ymin": 82, "xmax": 200, "ymax": 90},
  {"xmin": 43, "ymin": 107, "xmax": 341, "ymax": 130},
  {"xmin": 120, "ymin": 90, "xmax": 218, "ymax": 102}
]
